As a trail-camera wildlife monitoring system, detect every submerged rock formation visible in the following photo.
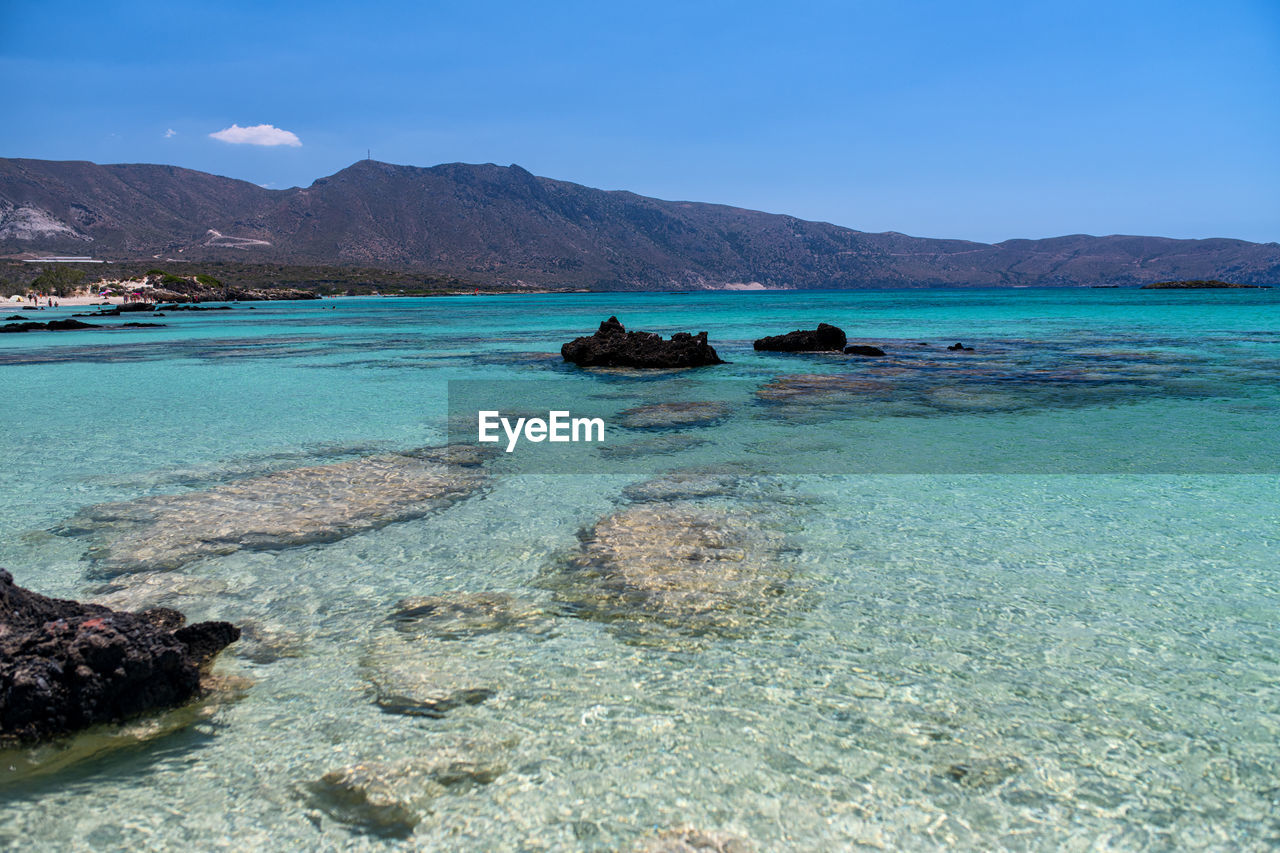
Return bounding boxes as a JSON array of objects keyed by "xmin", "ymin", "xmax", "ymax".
[
  {"xmin": 358, "ymin": 583, "xmax": 556, "ymax": 723},
  {"xmin": 843, "ymin": 344, "xmax": 885, "ymax": 357},
  {"xmin": 617, "ymin": 401, "xmax": 733, "ymax": 429},
  {"xmin": 753, "ymin": 323, "xmax": 846, "ymax": 352},
  {"xmin": 561, "ymin": 316, "xmax": 724, "ymax": 368},
  {"xmin": 543, "ymin": 501, "xmax": 793, "ymax": 637},
  {"xmin": 361, "ymin": 632, "xmax": 500, "ymax": 719},
  {"xmin": 303, "ymin": 740, "xmax": 508, "ymax": 839},
  {"xmin": 57, "ymin": 446, "xmax": 488, "ymax": 577},
  {"xmin": 598, "ymin": 433, "xmax": 709, "ymax": 459},
  {"xmin": 0, "ymin": 569, "xmax": 238, "ymax": 745},
  {"xmin": 390, "ymin": 592, "xmax": 547, "ymax": 640},
  {"xmin": 755, "ymin": 374, "xmax": 891, "ymax": 403},
  {"xmin": 621, "ymin": 469, "xmax": 746, "ymax": 503},
  {"xmin": 940, "ymin": 755, "xmax": 1026, "ymax": 790}
]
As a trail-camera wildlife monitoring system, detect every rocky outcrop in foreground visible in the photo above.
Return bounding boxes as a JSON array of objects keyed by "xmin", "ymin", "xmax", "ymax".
[
  {"xmin": 753, "ymin": 323, "xmax": 846, "ymax": 352},
  {"xmin": 562, "ymin": 316, "xmax": 724, "ymax": 368},
  {"xmin": 0, "ymin": 569, "xmax": 238, "ymax": 745}
]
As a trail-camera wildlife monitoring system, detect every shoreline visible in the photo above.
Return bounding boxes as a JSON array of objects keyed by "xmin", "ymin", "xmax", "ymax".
[{"xmin": 6, "ymin": 294, "xmax": 129, "ymax": 309}]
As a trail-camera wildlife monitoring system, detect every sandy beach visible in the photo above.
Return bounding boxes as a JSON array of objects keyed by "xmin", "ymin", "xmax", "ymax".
[{"xmin": 6, "ymin": 293, "xmax": 130, "ymax": 309}]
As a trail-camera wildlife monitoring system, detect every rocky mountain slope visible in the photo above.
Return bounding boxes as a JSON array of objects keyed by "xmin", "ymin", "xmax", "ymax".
[{"xmin": 2, "ymin": 157, "xmax": 1277, "ymax": 288}]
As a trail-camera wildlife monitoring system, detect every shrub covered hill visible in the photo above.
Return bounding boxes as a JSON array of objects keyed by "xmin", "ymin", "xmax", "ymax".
[{"xmin": 2, "ymin": 157, "xmax": 1277, "ymax": 290}]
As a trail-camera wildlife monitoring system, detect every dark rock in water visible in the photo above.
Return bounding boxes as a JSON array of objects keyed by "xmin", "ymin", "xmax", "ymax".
[
  {"xmin": 561, "ymin": 316, "xmax": 724, "ymax": 368},
  {"xmin": 3, "ymin": 315, "xmax": 23, "ymax": 321},
  {"xmin": 753, "ymin": 323, "xmax": 846, "ymax": 352},
  {"xmin": 947, "ymin": 342, "xmax": 974, "ymax": 351},
  {"xmin": 843, "ymin": 344, "xmax": 885, "ymax": 357},
  {"xmin": 173, "ymin": 621, "xmax": 240, "ymax": 663},
  {"xmin": 92, "ymin": 304, "xmax": 156, "ymax": 316},
  {"xmin": 121, "ymin": 322, "xmax": 166, "ymax": 328},
  {"xmin": 0, "ymin": 569, "xmax": 239, "ymax": 745},
  {"xmin": 629, "ymin": 826, "xmax": 754, "ymax": 852},
  {"xmin": 1, "ymin": 319, "xmax": 96, "ymax": 333}
]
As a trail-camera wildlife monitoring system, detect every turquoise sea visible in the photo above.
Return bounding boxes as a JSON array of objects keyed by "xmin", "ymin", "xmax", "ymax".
[{"xmin": 1, "ymin": 288, "xmax": 1278, "ymax": 851}]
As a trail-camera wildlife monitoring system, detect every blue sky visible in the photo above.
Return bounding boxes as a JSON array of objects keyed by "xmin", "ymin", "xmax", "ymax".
[{"xmin": 2, "ymin": 0, "xmax": 1277, "ymax": 243}]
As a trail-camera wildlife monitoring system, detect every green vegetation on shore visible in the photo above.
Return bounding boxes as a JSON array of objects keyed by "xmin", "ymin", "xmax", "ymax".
[
  {"xmin": 0, "ymin": 264, "xmax": 88, "ymax": 297},
  {"xmin": 0, "ymin": 260, "xmax": 568, "ymax": 298}
]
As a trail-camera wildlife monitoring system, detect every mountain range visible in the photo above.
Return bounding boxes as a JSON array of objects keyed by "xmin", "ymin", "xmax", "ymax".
[{"xmin": 1, "ymin": 157, "xmax": 1277, "ymax": 289}]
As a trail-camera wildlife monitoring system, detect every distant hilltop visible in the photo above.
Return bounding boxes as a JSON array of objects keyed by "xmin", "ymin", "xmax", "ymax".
[{"xmin": 2, "ymin": 157, "xmax": 1278, "ymax": 290}]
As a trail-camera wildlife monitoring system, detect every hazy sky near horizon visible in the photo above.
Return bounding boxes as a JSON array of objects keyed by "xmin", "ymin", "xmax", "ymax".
[{"xmin": 2, "ymin": 0, "xmax": 1277, "ymax": 244}]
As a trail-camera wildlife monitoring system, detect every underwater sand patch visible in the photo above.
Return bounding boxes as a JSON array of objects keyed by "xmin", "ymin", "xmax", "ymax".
[{"xmin": 629, "ymin": 826, "xmax": 754, "ymax": 853}]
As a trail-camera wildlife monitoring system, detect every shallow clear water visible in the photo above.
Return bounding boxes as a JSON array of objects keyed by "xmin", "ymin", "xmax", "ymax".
[{"xmin": 1, "ymin": 289, "xmax": 1279, "ymax": 851}]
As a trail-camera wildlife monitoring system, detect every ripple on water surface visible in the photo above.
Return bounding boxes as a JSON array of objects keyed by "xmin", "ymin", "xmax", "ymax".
[{"xmin": 1, "ymin": 292, "xmax": 1278, "ymax": 849}]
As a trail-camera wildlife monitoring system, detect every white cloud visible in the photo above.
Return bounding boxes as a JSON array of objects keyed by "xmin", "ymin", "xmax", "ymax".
[
  {"xmin": 209, "ymin": 123, "xmax": 302, "ymax": 147},
  {"xmin": 164, "ymin": 128, "xmax": 177, "ymax": 138}
]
